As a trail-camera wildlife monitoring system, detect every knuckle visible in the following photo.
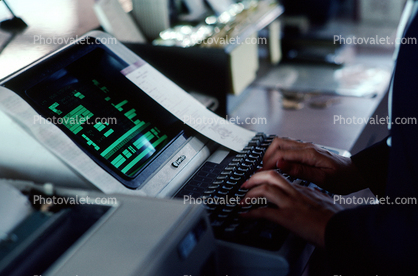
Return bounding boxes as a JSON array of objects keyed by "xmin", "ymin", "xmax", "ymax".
[
  {"xmin": 259, "ymin": 184, "xmax": 272, "ymax": 193},
  {"xmin": 265, "ymin": 170, "xmax": 280, "ymax": 178}
]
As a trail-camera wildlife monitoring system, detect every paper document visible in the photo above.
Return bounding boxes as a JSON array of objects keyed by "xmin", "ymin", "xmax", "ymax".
[{"xmin": 122, "ymin": 61, "xmax": 256, "ymax": 152}]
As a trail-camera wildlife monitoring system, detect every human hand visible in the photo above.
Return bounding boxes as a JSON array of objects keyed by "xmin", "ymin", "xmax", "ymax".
[
  {"xmin": 241, "ymin": 170, "xmax": 343, "ymax": 248},
  {"xmin": 262, "ymin": 137, "xmax": 367, "ymax": 195}
]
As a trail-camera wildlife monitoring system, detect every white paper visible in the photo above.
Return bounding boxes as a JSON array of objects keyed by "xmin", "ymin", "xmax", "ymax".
[
  {"xmin": 94, "ymin": 0, "xmax": 146, "ymax": 43},
  {"xmin": 122, "ymin": 61, "xmax": 256, "ymax": 152},
  {"xmin": 0, "ymin": 181, "xmax": 33, "ymax": 238}
]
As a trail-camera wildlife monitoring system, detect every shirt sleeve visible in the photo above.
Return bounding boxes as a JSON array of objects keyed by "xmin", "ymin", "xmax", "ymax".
[
  {"xmin": 325, "ymin": 203, "xmax": 418, "ymax": 275},
  {"xmin": 350, "ymin": 138, "xmax": 390, "ymax": 196}
]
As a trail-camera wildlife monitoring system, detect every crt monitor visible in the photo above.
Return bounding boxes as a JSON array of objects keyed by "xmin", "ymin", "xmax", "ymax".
[{"xmin": 3, "ymin": 39, "xmax": 190, "ymax": 189}]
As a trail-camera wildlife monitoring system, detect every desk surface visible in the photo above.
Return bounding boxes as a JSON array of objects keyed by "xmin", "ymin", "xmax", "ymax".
[{"xmin": 229, "ymin": 23, "xmax": 396, "ymax": 154}]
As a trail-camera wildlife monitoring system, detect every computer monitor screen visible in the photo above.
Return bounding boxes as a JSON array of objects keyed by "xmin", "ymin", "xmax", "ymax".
[{"xmin": 26, "ymin": 47, "xmax": 184, "ymax": 182}]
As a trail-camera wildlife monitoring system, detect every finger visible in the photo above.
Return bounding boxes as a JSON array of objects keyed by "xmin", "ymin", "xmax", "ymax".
[
  {"xmin": 268, "ymin": 147, "xmax": 332, "ymax": 183},
  {"xmin": 241, "ymin": 183, "xmax": 291, "ymax": 208},
  {"xmin": 293, "ymin": 184, "xmax": 331, "ymax": 201},
  {"xmin": 242, "ymin": 170, "xmax": 296, "ymax": 196},
  {"xmin": 263, "ymin": 138, "xmax": 309, "ymax": 169},
  {"xmin": 263, "ymin": 139, "xmax": 316, "ymax": 170}
]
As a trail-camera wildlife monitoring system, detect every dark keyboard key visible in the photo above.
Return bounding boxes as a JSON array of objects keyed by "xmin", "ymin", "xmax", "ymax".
[
  {"xmin": 205, "ymin": 205, "xmax": 216, "ymax": 211},
  {"xmin": 244, "ymin": 158, "xmax": 257, "ymax": 164},
  {"xmin": 220, "ymin": 171, "xmax": 232, "ymax": 176},
  {"xmin": 248, "ymin": 141, "xmax": 260, "ymax": 147},
  {"xmin": 208, "ymin": 184, "xmax": 220, "ymax": 189},
  {"xmin": 233, "ymin": 172, "xmax": 245, "ymax": 177},
  {"xmin": 237, "ymin": 167, "xmax": 249, "ymax": 173},
  {"xmin": 211, "ymin": 220, "xmax": 225, "ymax": 227},
  {"xmin": 221, "ymin": 208, "xmax": 234, "ymax": 213},
  {"xmin": 221, "ymin": 185, "xmax": 233, "ymax": 190},
  {"xmin": 248, "ymin": 154, "xmax": 261, "ymax": 161},
  {"xmin": 229, "ymin": 176, "xmax": 242, "ymax": 181},
  {"xmin": 240, "ymin": 204, "xmax": 252, "ymax": 210},
  {"xmin": 232, "ymin": 157, "xmax": 244, "ymax": 162}
]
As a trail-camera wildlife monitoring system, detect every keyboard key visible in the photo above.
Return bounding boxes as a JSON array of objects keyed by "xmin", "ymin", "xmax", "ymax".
[
  {"xmin": 221, "ymin": 185, "xmax": 233, "ymax": 190},
  {"xmin": 220, "ymin": 171, "xmax": 232, "ymax": 176},
  {"xmin": 208, "ymin": 184, "xmax": 220, "ymax": 189},
  {"xmin": 211, "ymin": 220, "xmax": 225, "ymax": 227},
  {"xmin": 233, "ymin": 172, "xmax": 245, "ymax": 177},
  {"xmin": 237, "ymin": 167, "xmax": 249, "ymax": 173},
  {"xmin": 229, "ymin": 176, "xmax": 242, "ymax": 181},
  {"xmin": 232, "ymin": 157, "xmax": 244, "ymax": 162}
]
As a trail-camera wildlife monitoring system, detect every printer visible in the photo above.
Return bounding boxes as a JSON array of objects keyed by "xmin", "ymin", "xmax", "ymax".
[{"xmin": 0, "ymin": 180, "xmax": 216, "ymax": 276}]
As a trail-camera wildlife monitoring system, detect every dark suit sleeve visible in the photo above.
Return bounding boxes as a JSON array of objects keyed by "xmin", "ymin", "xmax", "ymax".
[
  {"xmin": 325, "ymin": 203, "xmax": 418, "ymax": 275},
  {"xmin": 350, "ymin": 138, "xmax": 390, "ymax": 196}
]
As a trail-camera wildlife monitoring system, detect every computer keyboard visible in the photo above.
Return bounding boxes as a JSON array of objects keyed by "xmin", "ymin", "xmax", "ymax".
[{"xmin": 175, "ymin": 133, "xmax": 320, "ymax": 251}]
